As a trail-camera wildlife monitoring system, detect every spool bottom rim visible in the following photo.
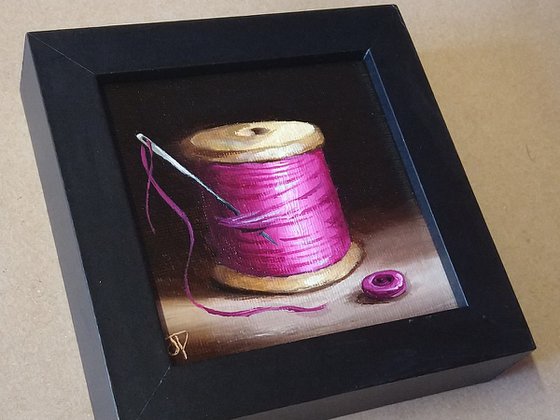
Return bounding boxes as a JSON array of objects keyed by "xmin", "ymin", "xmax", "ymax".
[{"xmin": 212, "ymin": 242, "xmax": 363, "ymax": 294}]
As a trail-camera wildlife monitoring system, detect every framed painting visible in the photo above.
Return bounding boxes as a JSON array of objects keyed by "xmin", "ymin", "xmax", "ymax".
[{"xmin": 20, "ymin": 5, "xmax": 534, "ymax": 419}]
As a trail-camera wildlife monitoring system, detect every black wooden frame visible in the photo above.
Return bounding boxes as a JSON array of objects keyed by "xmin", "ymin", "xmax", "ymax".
[{"xmin": 20, "ymin": 6, "xmax": 534, "ymax": 419}]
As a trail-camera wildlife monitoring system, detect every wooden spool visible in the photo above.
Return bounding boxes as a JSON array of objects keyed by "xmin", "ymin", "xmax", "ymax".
[{"xmin": 181, "ymin": 121, "xmax": 362, "ymax": 293}]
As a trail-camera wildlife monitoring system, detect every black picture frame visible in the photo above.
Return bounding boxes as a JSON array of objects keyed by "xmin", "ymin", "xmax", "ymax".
[{"xmin": 20, "ymin": 6, "xmax": 534, "ymax": 419}]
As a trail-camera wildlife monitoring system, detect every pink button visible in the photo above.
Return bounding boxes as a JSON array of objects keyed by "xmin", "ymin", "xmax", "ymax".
[{"xmin": 361, "ymin": 270, "xmax": 407, "ymax": 301}]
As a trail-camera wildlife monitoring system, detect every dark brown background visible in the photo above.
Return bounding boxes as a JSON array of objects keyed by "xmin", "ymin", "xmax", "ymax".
[{"xmin": 101, "ymin": 59, "xmax": 418, "ymax": 301}]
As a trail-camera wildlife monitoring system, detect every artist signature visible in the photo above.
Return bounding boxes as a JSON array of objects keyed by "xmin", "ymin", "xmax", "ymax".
[{"xmin": 166, "ymin": 330, "xmax": 189, "ymax": 360}]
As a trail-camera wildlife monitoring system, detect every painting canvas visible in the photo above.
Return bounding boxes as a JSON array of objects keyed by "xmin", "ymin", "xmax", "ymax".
[{"xmin": 101, "ymin": 59, "xmax": 464, "ymax": 363}]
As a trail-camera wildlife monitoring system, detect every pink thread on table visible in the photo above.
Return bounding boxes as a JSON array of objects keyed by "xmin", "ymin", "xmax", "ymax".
[
  {"xmin": 199, "ymin": 150, "xmax": 352, "ymax": 277},
  {"xmin": 140, "ymin": 142, "xmax": 326, "ymax": 317}
]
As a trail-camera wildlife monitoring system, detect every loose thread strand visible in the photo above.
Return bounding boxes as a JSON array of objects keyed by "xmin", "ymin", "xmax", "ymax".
[{"xmin": 140, "ymin": 141, "xmax": 327, "ymax": 317}]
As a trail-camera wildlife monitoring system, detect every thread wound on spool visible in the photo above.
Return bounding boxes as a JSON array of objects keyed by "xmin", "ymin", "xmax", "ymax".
[
  {"xmin": 182, "ymin": 121, "xmax": 362, "ymax": 293},
  {"xmin": 200, "ymin": 150, "xmax": 351, "ymax": 276}
]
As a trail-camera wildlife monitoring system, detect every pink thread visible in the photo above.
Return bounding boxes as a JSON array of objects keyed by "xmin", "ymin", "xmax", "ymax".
[
  {"xmin": 198, "ymin": 150, "xmax": 352, "ymax": 277},
  {"xmin": 141, "ymin": 142, "xmax": 326, "ymax": 317}
]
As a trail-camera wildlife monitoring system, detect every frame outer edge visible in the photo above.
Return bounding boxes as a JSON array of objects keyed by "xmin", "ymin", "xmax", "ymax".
[
  {"xmin": 239, "ymin": 352, "xmax": 532, "ymax": 420},
  {"xmin": 20, "ymin": 34, "xmax": 119, "ymax": 420},
  {"xmin": 18, "ymin": 6, "xmax": 536, "ymax": 417}
]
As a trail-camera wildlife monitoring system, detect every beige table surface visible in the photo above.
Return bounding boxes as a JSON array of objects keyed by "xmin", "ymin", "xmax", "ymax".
[{"xmin": 1, "ymin": 1, "xmax": 558, "ymax": 419}]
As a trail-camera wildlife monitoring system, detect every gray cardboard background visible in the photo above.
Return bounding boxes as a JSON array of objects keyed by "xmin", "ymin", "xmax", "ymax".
[{"xmin": 2, "ymin": 1, "xmax": 558, "ymax": 418}]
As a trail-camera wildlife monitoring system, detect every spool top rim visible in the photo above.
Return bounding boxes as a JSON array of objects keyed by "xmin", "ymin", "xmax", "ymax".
[{"xmin": 181, "ymin": 121, "xmax": 324, "ymax": 163}]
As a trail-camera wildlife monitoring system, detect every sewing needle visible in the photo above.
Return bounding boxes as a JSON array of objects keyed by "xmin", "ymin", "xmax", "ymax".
[{"xmin": 136, "ymin": 133, "xmax": 276, "ymax": 245}]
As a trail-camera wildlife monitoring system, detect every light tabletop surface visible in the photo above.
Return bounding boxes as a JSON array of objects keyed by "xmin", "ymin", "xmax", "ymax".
[{"xmin": 1, "ymin": 1, "xmax": 558, "ymax": 418}]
